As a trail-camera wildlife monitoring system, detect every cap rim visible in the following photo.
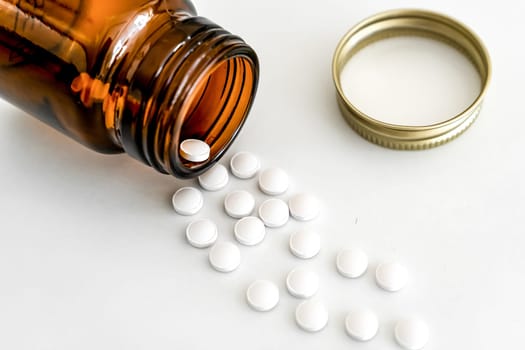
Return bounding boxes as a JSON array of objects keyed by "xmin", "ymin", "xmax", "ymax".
[{"xmin": 332, "ymin": 9, "xmax": 492, "ymax": 150}]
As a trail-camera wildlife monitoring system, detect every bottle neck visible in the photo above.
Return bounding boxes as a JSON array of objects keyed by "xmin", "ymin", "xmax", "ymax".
[{"xmin": 103, "ymin": 13, "xmax": 259, "ymax": 178}]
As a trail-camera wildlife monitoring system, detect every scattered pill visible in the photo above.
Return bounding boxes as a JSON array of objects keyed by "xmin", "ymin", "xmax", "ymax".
[
  {"xmin": 180, "ymin": 139, "xmax": 210, "ymax": 162},
  {"xmin": 289, "ymin": 230, "xmax": 321, "ymax": 259},
  {"xmin": 375, "ymin": 262, "xmax": 408, "ymax": 292},
  {"xmin": 198, "ymin": 164, "xmax": 229, "ymax": 191},
  {"xmin": 185, "ymin": 219, "xmax": 218, "ymax": 248},
  {"xmin": 258, "ymin": 198, "xmax": 290, "ymax": 228},
  {"xmin": 295, "ymin": 299, "xmax": 329, "ymax": 333},
  {"xmin": 258, "ymin": 167, "xmax": 289, "ymax": 195},
  {"xmin": 289, "ymin": 193, "xmax": 320, "ymax": 221},
  {"xmin": 337, "ymin": 249, "xmax": 369, "ymax": 278},
  {"xmin": 395, "ymin": 318, "xmax": 429, "ymax": 350},
  {"xmin": 224, "ymin": 190, "xmax": 255, "ymax": 219},
  {"xmin": 230, "ymin": 152, "xmax": 260, "ymax": 179},
  {"xmin": 173, "ymin": 151, "xmax": 424, "ymax": 338},
  {"xmin": 172, "ymin": 187, "xmax": 204, "ymax": 216},
  {"xmin": 345, "ymin": 309, "xmax": 379, "ymax": 342},
  {"xmin": 234, "ymin": 216, "xmax": 266, "ymax": 246},
  {"xmin": 209, "ymin": 242, "xmax": 241, "ymax": 273},
  {"xmin": 286, "ymin": 268, "xmax": 319, "ymax": 299},
  {"xmin": 246, "ymin": 280, "xmax": 280, "ymax": 312}
]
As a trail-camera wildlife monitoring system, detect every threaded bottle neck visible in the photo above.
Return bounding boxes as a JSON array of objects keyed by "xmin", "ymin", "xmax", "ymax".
[{"xmin": 111, "ymin": 15, "xmax": 259, "ymax": 178}]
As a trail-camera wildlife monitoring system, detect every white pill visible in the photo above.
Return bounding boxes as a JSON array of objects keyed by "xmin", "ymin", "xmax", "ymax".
[
  {"xmin": 258, "ymin": 198, "xmax": 289, "ymax": 228},
  {"xmin": 295, "ymin": 299, "xmax": 329, "ymax": 332},
  {"xmin": 289, "ymin": 230, "xmax": 321, "ymax": 259},
  {"xmin": 224, "ymin": 190, "xmax": 255, "ymax": 219},
  {"xmin": 209, "ymin": 242, "xmax": 241, "ymax": 273},
  {"xmin": 172, "ymin": 187, "xmax": 204, "ymax": 216},
  {"xmin": 234, "ymin": 216, "xmax": 266, "ymax": 246},
  {"xmin": 395, "ymin": 318, "xmax": 430, "ymax": 350},
  {"xmin": 289, "ymin": 193, "xmax": 320, "ymax": 221},
  {"xmin": 246, "ymin": 280, "xmax": 280, "ymax": 312},
  {"xmin": 198, "ymin": 164, "xmax": 229, "ymax": 191},
  {"xmin": 345, "ymin": 309, "xmax": 379, "ymax": 341},
  {"xmin": 258, "ymin": 168, "xmax": 289, "ymax": 195},
  {"xmin": 185, "ymin": 219, "xmax": 218, "ymax": 248},
  {"xmin": 337, "ymin": 249, "xmax": 369, "ymax": 278},
  {"xmin": 230, "ymin": 152, "xmax": 260, "ymax": 179},
  {"xmin": 376, "ymin": 262, "xmax": 408, "ymax": 292},
  {"xmin": 286, "ymin": 268, "xmax": 319, "ymax": 299},
  {"xmin": 180, "ymin": 139, "xmax": 210, "ymax": 162}
]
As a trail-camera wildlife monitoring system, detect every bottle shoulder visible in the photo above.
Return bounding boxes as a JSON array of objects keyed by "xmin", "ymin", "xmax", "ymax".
[
  {"xmin": 87, "ymin": 0, "xmax": 197, "ymax": 71},
  {"xmin": 1, "ymin": 0, "xmax": 196, "ymax": 72}
]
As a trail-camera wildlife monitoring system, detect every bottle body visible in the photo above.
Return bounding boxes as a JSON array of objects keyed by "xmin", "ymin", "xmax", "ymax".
[{"xmin": 0, "ymin": 0, "xmax": 259, "ymax": 177}]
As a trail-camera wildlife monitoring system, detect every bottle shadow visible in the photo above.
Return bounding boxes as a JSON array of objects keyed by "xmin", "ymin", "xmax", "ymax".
[{"xmin": 4, "ymin": 111, "xmax": 191, "ymax": 213}]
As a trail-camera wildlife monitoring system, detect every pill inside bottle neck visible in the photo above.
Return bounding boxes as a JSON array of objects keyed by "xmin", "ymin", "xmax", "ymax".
[{"xmin": 340, "ymin": 36, "xmax": 482, "ymax": 126}]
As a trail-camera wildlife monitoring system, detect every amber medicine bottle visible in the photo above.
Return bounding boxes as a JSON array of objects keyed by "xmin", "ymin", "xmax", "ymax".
[{"xmin": 0, "ymin": 0, "xmax": 259, "ymax": 178}]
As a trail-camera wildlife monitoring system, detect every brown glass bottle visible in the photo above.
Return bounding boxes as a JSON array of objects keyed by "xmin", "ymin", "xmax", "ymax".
[{"xmin": 0, "ymin": 0, "xmax": 259, "ymax": 178}]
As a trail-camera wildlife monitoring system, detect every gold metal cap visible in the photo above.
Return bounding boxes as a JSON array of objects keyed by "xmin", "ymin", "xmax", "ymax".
[{"xmin": 332, "ymin": 9, "xmax": 492, "ymax": 150}]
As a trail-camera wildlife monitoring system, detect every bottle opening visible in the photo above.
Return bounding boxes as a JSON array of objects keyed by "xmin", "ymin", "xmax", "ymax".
[{"xmin": 179, "ymin": 56, "xmax": 256, "ymax": 169}]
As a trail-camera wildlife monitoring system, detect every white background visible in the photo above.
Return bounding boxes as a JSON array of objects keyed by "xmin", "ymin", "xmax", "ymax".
[{"xmin": 1, "ymin": 0, "xmax": 524, "ymax": 349}]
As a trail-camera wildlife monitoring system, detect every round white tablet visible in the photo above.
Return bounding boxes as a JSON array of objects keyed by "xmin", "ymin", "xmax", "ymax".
[
  {"xmin": 345, "ymin": 309, "xmax": 379, "ymax": 342},
  {"xmin": 336, "ymin": 249, "xmax": 369, "ymax": 278},
  {"xmin": 289, "ymin": 230, "xmax": 321, "ymax": 259},
  {"xmin": 295, "ymin": 299, "xmax": 329, "ymax": 332},
  {"xmin": 286, "ymin": 268, "xmax": 319, "ymax": 299},
  {"xmin": 172, "ymin": 187, "xmax": 204, "ymax": 216},
  {"xmin": 395, "ymin": 318, "xmax": 430, "ymax": 350},
  {"xmin": 180, "ymin": 139, "xmax": 210, "ymax": 162},
  {"xmin": 376, "ymin": 262, "xmax": 408, "ymax": 292},
  {"xmin": 246, "ymin": 280, "xmax": 280, "ymax": 312},
  {"xmin": 234, "ymin": 216, "xmax": 266, "ymax": 246},
  {"xmin": 224, "ymin": 190, "xmax": 255, "ymax": 219},
  {"xmin": 209, "ymin": 242, "xmax": 241, "ymax": 273},
  {"xmin": 230, "ymin": 152, "xmax": 260, "ymax": 179},
  {"xmin": 258, "ymin": 168, "xmax": 289, "ymax": 195},
  {"xmin": 185, "ymin": 219, "xmax": 218, "ymax": 248},
  {"xmin": 258, "ymin": 198, "xmax": 289, "ymax": 228},
  {"xmin": 198, "ymin": 164, "xmax": 229, "ymax": 191},
  {"xmin": 289, "ymin": 193, "xmax": 320, "ymax": 221}
]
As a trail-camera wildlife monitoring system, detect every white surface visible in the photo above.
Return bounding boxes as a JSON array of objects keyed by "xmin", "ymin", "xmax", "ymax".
[
  {"xmin": 286, "ymin": 268, "xmax": 320, "ymax": 299},
  {"xmin": 171, "ymin": 187, "xmax": 204, "ymax": 215},
  {"xmin": 208, "ymin": 242, "xmax": 241, "ymax": 273},
  {"xmin": 344, "ymin": 309, "xmax": 380, "ymax": 342},
  {"xmin": 185, "ymin": 219, "xmax": 218, "ymax": 249},
  {"xmin": 234, "ymin": 216, "xmax": 266, "ymax": 246},
  {"xmin": 198, "ymin": 164, "xmax": 229, "ymax": 191},
  {"xmin": 288, "ymin": 193, "xmax": 320, "ymax": 221},
  {"xmin": 223, "ymin": 190, "xmax": 255, "ymax": 218},
  {"xmin": 337, "ymin": 249, "xmax": 369, "ymax": 279},
  {"xmin": 258, "ymin": 198, "xmax": 290, "ymax": 228},
  {"xmin": 375, "ymin": 262, "xmax": 409, "ymax": 292},
  {"xmin": 289, "ymin": 229, "xmax": 321, "ymax": 259},
  {"xmin": 395, "ymin": 318, "xmax": 430, "ymax": 350},
  {"xmin": 179, "ymin": 139, "xmax": 211, "ymax": 162},
  {"xmin": 258, "ymin": 167, "xmax": 289, "ymax": 195},
  {"xmin": 246, "ymin": 280, "xmax": 280, "ymax": 312},
  {"xmin": 0, "ymin": 0, "xmax": 524, "ymax": 349},
  {"xmin": 295, "ymin": 299, "xmax": 329, "ymax": 333}
]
